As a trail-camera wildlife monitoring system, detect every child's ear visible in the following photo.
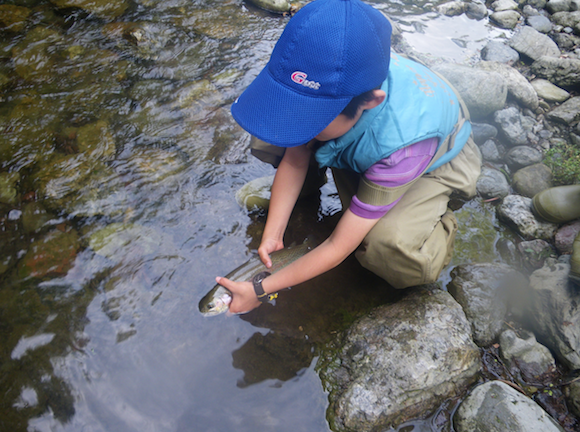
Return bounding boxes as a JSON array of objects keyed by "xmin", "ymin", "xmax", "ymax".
[{"xmin": 361, "ymin": 90, "xmax": 386, "ymax": 110}]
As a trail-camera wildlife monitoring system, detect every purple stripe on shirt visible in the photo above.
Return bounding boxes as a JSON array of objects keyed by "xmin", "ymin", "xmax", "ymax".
[{"xmin": 349, "ymin": 137, "xmax": 439, "ymax": 219}]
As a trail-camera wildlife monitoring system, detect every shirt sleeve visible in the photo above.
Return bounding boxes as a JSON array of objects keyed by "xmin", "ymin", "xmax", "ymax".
[{"xmin": 349, "ymin": 137, "xmax": 439, "ymax": 219}]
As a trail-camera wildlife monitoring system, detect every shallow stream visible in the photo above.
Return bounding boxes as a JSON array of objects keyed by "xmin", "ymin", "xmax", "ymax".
[{"xmin": 0, "ymin": 1, "xmax": 512, "ymax": 430}]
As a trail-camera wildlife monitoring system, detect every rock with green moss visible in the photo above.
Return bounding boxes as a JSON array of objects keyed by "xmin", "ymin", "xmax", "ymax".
[
  {"xmin": 11, "ymin": 27, "xmax": 62, "ymax": 82},
  {"xmin": 22, "ymin": 202, "xmax": 52, "ymax": 233},
  {"xmin": 17, "ymin": 228, "xmax": 80, "ymax": 279},
  {"xmin": 48, "ymin": 0, "xmax": 129, "ymax": 19},
  {"xmin": 0, "ymin": 172, "xmax": 20, "ymax": 205},
  {"xmin": 0, "ymin": 5, "xmax": 31, "ymax": 33}
]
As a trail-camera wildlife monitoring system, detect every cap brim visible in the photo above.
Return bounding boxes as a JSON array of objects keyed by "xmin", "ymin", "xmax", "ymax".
[{"xmin": 231, "ymin": 65, "xmax": 352, "ymax": 148}]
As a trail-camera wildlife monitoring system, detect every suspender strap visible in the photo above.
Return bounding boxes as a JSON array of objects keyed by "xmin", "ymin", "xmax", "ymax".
[{"xmin": 356, "ymin": 76, "xmax": 470, "ymax": 207}]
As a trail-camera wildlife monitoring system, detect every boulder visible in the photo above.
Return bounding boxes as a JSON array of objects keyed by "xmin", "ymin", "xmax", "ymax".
[
  {"xmin": 454, "ymin": 381, "xmax": 565, "ymax": 432},
  {"xmin": 433, "ymin": 64, "xmax": 507, "ymax": 119},
  {"xmin": 319, "ymin": 287, "xmax": 481, "ymax": 432}
]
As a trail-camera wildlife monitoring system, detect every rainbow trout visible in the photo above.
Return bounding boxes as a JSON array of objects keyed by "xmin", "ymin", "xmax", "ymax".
[{"xmin": 199, "ymin": 238, "xmax": 316, "ymax": 316}]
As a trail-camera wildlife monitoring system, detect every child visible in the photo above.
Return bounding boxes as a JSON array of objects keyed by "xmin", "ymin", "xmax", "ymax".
[{"xmin": 216, "ymin": 0, "xmax": 482, "ymax": 314}]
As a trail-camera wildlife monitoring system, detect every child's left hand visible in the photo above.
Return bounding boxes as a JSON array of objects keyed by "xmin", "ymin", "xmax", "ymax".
[{"xmin": 215, "ymin": 277, "xmax": 260, "ymax": 314}]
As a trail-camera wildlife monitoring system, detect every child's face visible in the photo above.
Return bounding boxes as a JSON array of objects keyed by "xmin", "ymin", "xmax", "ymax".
[
  {"xmin": 314, "ymin": 89, "xmax": 385, "ymax": 142},
  {"xmin": 314, "ymin": 112, "xmax": 363, "ymax": 142}
]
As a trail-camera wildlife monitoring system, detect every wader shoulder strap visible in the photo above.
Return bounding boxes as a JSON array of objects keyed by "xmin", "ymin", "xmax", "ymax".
[{"xmin": 356, "ymin": 82, "xmax": 470, "ymax": 208}]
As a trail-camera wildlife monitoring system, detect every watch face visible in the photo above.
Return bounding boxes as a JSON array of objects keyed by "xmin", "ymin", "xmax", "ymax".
[{"xmin": 253, "ymin": 271, "xmax": 271, "ymax": 284}]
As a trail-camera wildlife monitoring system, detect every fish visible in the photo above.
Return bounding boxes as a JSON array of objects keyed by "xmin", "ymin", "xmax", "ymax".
[{"xmin": 199, "ymin": 238, "xmax": 316, "ymax": 316}]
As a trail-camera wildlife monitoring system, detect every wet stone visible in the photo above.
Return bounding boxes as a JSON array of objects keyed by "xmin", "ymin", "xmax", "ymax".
[
  {"xmin": 508, "ymin": 26, "xmax": 560, "ymax": 61},
  {"xmin": 490, "ymin": 10, "xmax": 522, "ymax": 29},
  {"xmin": 497, "ymin": 194, "xmax": 559, "ymax": 241},
  {"xmin": 546, "ymin": 96, "xmax": 580, "ymax": 124},
  {"xmin": 448, "ymin": 263, "xmax": 520, "ymax": 346},
  {"xmin": 479, "ymin": 140, "xmax": 502, "ymax": 162},
  {"xmin": 517, "ymin": 238, "xmax": 557, "ymax": 270},
  {"xmin": 527, "ymin": 14, "xmax": 553, "ymax": 32},
  {"xmin": 319, "ymin": 287, "xmax": 480, "ymax": 432},
  {"xmin": 481, "ymin": 41, "xmax": 520, "ymax": 65},
  {"xmin": 476, "ymin": 61, "xmax": 539, "ymax": 110},
  {"xmin": 22, "ymin": 202, "xmax": 52, "ymax": 234},
  {"xmin": 48, "ymin": 0, "xmax": 129, "ymax": 19},
  {"xmin": 11, "ymin": 26, "xmax": 62, "ymax": 82},
  {"xmin": 476, "ymin": 166, "xmax": 510, "ymax": 199},
  {"xmin": 531, "ymin": 56, "xmax": 580, "ymax": 88},
  {"xmin": 529, "ymin": 258, "xmax": 580, "ymax": 369},
  {"xmin": 530, "ymin": 79, "xmax": 570, "ymax": 102},
  {"xmin": 17, "ymin": 228, "xmax": 80, "ymax": 279},
  {"xmin": 454, "ymin": 381, "xmax": 565, "ymax": 432},
  {"xmin": 505, "ymin": 146, "xmax": 543, "ymax": 170},
  {"xmin": 0, "ymin": 172, "xmax": 20, "ymax": 205},
  {"xmin": 0, "ymin": 5, "xmax": 32, "ymax": 33},
  {"xmin": 499, "ymin": 329, "xmax": 556, "ymax": 380},
  {"xmin": 555, "ymin": 220, "xmax": 580, "ymax": 254}
]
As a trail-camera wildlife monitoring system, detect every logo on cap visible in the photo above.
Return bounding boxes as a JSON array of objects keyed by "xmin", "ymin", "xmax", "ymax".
[{"xmin": 291, "ymin": 71, "xmax": 320, "ymax": 90}]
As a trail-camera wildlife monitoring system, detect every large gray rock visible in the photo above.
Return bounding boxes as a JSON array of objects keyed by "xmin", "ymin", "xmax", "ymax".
[
  {"xmin": 547, "ymin": 0, "xmax": 573, "ymax": 13},
  {"xmin": 490, "ymin": 10, "xmax": 522, "ymax": 28},
  {"xmin": 497, "ymin": 194, "xmax": 559, "ymax": 241},
  {"xmin": 530, "ymin": 79, "xmax": 570, "ymax": 103},
  {"xmin": 505, "ymin": 146, "xmax": 543, "ymax": 169},
  {"xmin": 481, "ymin": 41, "xmax": 520, "ymax": 65},
  {"xmin": 531, "ymin": 56, "xmax": 580, "ymax": 88},
  {"xmin": 529, "ymin": 258, "xmax": 580, "ymax": 369},
  {"xmin": 476, "ymin": 166, "xmax": 510, "ymax": 199},
  {"xmin": 493, "ymin": 107, "xmax": 536, "ymax": 146},
  {"xmin": 319, "ymin": 287, "xmax": 481, "ymax": 432},
  {"xmin": 550, "ymin": 10, "xmax": 580, "ymax": 27},
  {"xmin": 433, "ymin": 63, "xmax": 507, "ymax": 119},
  {"xmin": 499, "ymin": 329, "xmax": 556, "ymax": 380},
  {"xmin": 546, "ymin": 96, "xmax": 580, "ymax": 125},
  {"xmin": 448, "ymin": 263, "xmax": 526, "ymax": 346},
  {"xmin": 454, "ymin": 381, "xmax": 565, "ymax": 432},
  {"xmin": 508, "ymin": 26, "xmax": 560, "ymax": 61},
  {"xmin": 511, "ymin": 163, "xmax": 553, "ymax": 198},
  {"xmin": 476, "ymin": 61, "xmax": 539, "ymax": 110}
]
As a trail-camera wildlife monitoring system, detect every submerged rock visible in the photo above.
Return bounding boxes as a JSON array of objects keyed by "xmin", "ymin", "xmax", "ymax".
[
  {"xmin": 17, "ymin": 228, "xmax": 80, "ymax": 279},
  {"xmin": 48, "ymin": 0, "xmax": 129, "ymax": 19},
  {"xmin": 0, "ymin": 172, "xmax": 20, "ymax": 205},
  {"xmin": 245, "ymin": 0, "xmax": 291, "ymax": 13},
  {"xmin": 0, "ymin": 5, "xmax": 31, "ymax": 33},
  {"xmin": 454, "ymin": 381, "xmax": 565, "ymax": 432},
  {"xmin": 319, "ymin": 287, "xmax": 480, "ymax": 431}
]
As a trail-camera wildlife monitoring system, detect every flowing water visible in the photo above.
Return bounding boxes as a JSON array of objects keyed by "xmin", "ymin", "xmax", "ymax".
[{"xmin": 0, "ymin": 1, "xmax": 511, "ymax": 431}]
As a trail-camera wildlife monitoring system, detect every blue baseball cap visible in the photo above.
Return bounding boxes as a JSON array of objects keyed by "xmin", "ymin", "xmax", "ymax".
[{"xmin": 231, "ymin": 0, "xmax": 392, "ymax": 148}]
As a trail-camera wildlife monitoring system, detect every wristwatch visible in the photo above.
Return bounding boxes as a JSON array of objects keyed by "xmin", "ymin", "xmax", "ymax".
[{"xmin": 252, "ymin": 271, "xmax": 278, "ymax": 303}]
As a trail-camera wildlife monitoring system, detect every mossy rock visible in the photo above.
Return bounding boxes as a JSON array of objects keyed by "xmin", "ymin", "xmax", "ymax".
[
  {"xmin": 0, "ymin": 5, "xmax": 32, "ymax": 33},
  {"xmin": 17, "ymin": 228, "xmax": 80, "ymax": 279},
  {"xmin": 0, "ymin": 172, "xmax": 21, "ymax": 205},
  {"xmin": 48, "ymin": 0, "xmax": 129, "ymax": 19}
]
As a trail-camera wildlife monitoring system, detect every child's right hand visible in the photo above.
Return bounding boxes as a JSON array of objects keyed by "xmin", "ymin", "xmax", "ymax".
[{"xmin": 258, "ymin": 238, "xmax": 284, "ymax": 268}]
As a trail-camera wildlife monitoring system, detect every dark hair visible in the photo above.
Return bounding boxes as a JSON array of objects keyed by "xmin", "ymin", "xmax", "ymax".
[{"xmin": 341, "ymin": 88, "xmax": 380, "ymax": 119}]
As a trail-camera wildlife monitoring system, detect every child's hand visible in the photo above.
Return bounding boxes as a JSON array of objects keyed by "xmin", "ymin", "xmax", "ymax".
[
  {"xmin": 258, "ymin": 238, "xmax": 284, "ymax": 268},
  {"xmin": 215, "ymin": 277, "xmax": 260, "ymax": 314}
]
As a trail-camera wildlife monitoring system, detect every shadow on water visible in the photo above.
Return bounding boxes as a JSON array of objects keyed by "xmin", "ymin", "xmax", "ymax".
[{"xmin": 0, "ymin": 0, "xmax": 527, "ymax": 431}]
